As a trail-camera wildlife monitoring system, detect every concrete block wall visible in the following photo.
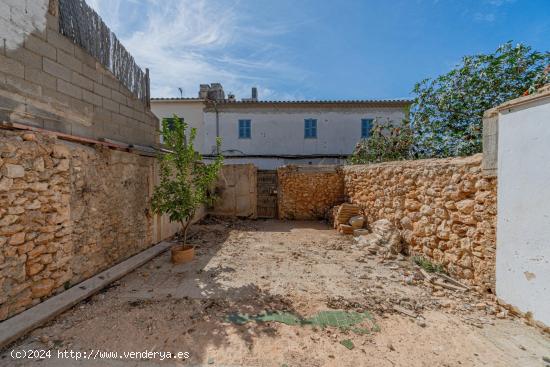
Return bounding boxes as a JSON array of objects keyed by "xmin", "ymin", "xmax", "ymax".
[{"xmin": 0, "ymin": 0, "xmax": 158, "ymax": 146}]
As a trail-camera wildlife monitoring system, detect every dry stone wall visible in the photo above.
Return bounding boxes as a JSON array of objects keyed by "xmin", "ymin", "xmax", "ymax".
[
  {"xmin": 343, "ymin": 154, "xmax": 497, "ymax": 291},
  {"xmin": 0, "ymin": 130, "xmax": 155, "ymax": 320},
  {"xmin": 278, "ymin": 166, "xmax": 344, "ymax": 220}
]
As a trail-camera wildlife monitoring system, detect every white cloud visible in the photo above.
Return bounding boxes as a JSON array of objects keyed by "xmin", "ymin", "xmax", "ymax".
[
  {"xmin": 486, "ymin": 0, "xmax": 516, "ymax": 6},
  {"xmin": 474, "ymin": 12, "xmax": 496, "ymax": 22},
  {"xmin": 85, "ymin": 0, "xmax": 306, "ymax": 100}
]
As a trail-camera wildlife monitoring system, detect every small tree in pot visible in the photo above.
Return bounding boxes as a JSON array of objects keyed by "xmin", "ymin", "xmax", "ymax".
[{"xmin": 152, "ymin": 116, "xmax": 223, "ymax": 263}]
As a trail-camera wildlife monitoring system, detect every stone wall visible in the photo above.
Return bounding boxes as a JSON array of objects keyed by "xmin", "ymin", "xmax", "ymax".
[
  {"xmin": 343, "ymin": 154, "xmax": 497, "ymax": 292},
  {"xmin": 278, "ymin": 165, "xmax": 344, "ymax": 220},
  {"xmin": 0, "ymin": 130, "xmax": 157, "ymax": 320},
  {"xmin": 0, "ymin": 0, "xmax": 158, "ymax": 145}
]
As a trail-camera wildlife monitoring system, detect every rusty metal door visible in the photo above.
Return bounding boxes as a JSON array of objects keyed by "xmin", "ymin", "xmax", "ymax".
[{"xmin": 257, "ymin": 170, "xmax": 278, "ymax": 218}]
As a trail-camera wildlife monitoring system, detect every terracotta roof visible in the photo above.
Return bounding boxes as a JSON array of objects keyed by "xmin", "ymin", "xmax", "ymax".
[
  {"xmin": 216, "ymin": 99, "xmax": 411, "ymax": 105},
  {"xmin": 151, "ymin": 98, "xmax": 411, "ymax": 105},
  {"xmin": 151, "ymin": 97, "xmax": 204, "ymax": 101}
]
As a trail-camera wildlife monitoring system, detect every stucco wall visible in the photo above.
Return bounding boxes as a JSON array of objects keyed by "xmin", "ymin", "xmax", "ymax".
[
  {"xmin": 496, "ymin": 94, "xmax": 550, "ymax": 326},
  {"xmin": 277, "ymin": 165, "xmax": 345, "ymax": 220},
  {"xmin": 0, "ymin": 0, "xmax": 158, "ymax": 145},
  {"xmin": 213, "ymin": 157, "xmax": 347, "ymax": 170},
  {"xmin": 204, "ymin": 107, "xmax": 407, "ymax": 158},
  {"xmin": 0, "ymin": 130, "xmax": 184, "ymax": 321},
  {"xmin": 150, "ymin": 100, "xmax": 205, "ymax": 151}
]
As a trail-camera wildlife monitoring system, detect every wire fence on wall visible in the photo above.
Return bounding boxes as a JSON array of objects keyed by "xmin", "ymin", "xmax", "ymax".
[{"xmin": 58, "ymin": 0, "xmax": 149, "ymax": 104}]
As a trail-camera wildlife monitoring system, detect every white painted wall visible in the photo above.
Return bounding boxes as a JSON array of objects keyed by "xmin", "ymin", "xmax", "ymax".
[
  {"xmin": 204, "ymin": 107, "xmax": 406, "ymax": 158},
  {"xmin": 151, "ymin": 101, "xmax": 205, "ymax": 152},
  {"xmin": 204, "ymin": 156, "xmax": 347, "ymax": 170},
  {"xmin": 496, "ymin": 96, "xmax": 550, "ymax": 326},
  {"xmin": 0, "ymin": 0, "xmax": 48, "ymax": 50}
]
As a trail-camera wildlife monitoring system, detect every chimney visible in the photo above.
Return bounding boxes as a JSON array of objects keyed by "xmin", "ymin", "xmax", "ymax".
[
  {"xmin": 198, "ymin": 84, "xmax": 210, "ymax": 99},
  {"xmin": 207, "ymin": 83, "xmax": 225, "ymax": 101},
  {"xmin": 251, "ymin": 87, "xmax": 258, "ymax": 101}
]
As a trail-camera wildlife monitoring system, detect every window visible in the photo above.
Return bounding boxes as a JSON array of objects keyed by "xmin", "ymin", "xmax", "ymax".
[
  {"xmin": 160, "ymin": 116, "xmax": 183, "ymax": 143},
  {"xmin": 162, "ymin": 116, "xmax": 183, "ymax": 131},
  {"xmin": 304, "ymin": 118, "xmax": 317, "ymax": 139},
  {"xmin": 238, "ymin": 119, "xmax": 251, "ymax": 139},
  {"xmin": 361, "ymin": 118, "xmax": 373, "ymax": 138}
]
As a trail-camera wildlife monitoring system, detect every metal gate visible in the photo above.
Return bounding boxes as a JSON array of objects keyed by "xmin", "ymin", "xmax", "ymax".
[{"xmin": 257, "ymin": 170, "xmax": 278, "ymax": 218}]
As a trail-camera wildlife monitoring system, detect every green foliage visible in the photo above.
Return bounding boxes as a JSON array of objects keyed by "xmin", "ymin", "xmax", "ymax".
[
  {"xmin": 413, "ymin": 256, "xmax": 445, "ymax": 274},
  {"xmin": 348, "ymin": 119, "xmax": 414, "ymax": 164},
  {"xmin": 411, "ymin": 42, "xmax": 549, "ymax": 158},
  {"xmin": 151, "ymin": 116, "xmax": 223, "ymax": 245}
]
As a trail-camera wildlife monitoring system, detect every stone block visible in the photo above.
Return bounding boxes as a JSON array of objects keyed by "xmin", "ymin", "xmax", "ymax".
[
  {"xmin": 73, "ymin": 47, "xmax": 96, "ymax": 68},
  {"xmin": 111, "ymin": 90, "xmax": 127, "ymax": 105},
  {"xmin": 57, "ymin": 49, "xmax": 82, "ymax": 73},
  {"xmin": 47, "ymin": 29, "xmax": 74, "ymax": 55},
  {"xmin": 71, "ymin": 71, "xmax": 93, "ymax": 91},
  {"xmin": 102, "ymin": 97, "xmax": 119, "ymax": 113},
  {"xmin": 43, "ymin": 58, "xmax": 71, "ymax": 82},
  {"xmin": 7, "ymin": 47, "xmax": 42, "ymax": 69},
  {"xmin": 81, "ymin": 63, "xmax": 101, "ymax": 83},
  {"xmin": 93, "ymin": 82, "xmax": 111, "ymax": 99},
  {"xmin": 0, "ymin": 178, "xmax": 14, "ymax": 191},
  {"xmin": 102, "ymin": 73, "xmax": 120, "ymax": 90},
  {"xmin": 5, "ymin": 75, "xmax": 42, "ymax": 98},
  {"xmin": 24, "ymin": 67, "xmax": 56, "ymax": 90},
  {"xmin": 57, "ymin": 79, "xmax": 82, "ymax": 99},
  {"xmin": 82, "ymin": 90, "xmax": 102, "ymax": 107},
  {"xmin": 31, "ymin": 279, "xmax": 54, "ymax": 298},
  {"xmin": 3, "ymin": 164, "xmax": 25, "ymax": 178},
  {"xmin": 24, "ymin": 34, "xmax": 56, "ymax": 60},
  {"xmin": 9, "ymin": 232, "xmax": 26, "ymax": 245}
]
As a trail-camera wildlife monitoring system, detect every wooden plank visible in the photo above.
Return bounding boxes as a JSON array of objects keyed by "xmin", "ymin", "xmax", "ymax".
[
  {"xmin": 0, "ymin": 241, "xmax": 172, "ymax": 349},
  {"xmin": 393, "ymin": 305, "xmax": 418, "ymax": 318},
  {"xmin": 0, "ymin": 121, "xmax": 126, "ymax": 150}
]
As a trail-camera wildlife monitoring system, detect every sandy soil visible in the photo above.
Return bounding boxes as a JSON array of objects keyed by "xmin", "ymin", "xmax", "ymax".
[{"xmin": 2, "ymin": 219, "xmax": 549, "ymax": 367}]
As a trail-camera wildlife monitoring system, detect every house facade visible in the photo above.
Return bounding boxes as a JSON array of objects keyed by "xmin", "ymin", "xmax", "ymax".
[{"xmin": 151, "ymin": 84, "xmax": 411, "ymax": 169}]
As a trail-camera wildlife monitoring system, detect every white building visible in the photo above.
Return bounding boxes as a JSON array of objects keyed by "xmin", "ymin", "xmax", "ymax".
[{"xmin": 151, "ymin": 84, "xmax": 411, "ymax": 169}]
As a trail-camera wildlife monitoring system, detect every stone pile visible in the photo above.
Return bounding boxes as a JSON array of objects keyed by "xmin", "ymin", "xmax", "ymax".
[
  {"xmin": 354, "ymin": 219, "xmax": 404, "ymax": 259},
  {"xmin": 331, "ymin": 203, "xmax": 362, "ymax": 234}
]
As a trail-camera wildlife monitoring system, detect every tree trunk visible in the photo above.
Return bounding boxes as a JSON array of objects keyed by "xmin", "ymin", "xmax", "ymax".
[
  {"xmin": 181, "ymin": 211, "xmax": 195, "ymax": 247},
  {"xmin": 181, "ymin": 220, "xmax": 190, "ymax": 246}
]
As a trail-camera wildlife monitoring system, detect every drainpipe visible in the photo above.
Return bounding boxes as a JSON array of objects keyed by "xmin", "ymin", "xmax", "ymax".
[{"xmin": 213, "ymin": 100, "xmax": 220, "ymax": 154}]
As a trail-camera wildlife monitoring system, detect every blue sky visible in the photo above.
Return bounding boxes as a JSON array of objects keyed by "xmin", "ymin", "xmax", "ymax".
[{"xmin": 87, "ymin": 0, "xmax": 549, "ymax": 101}]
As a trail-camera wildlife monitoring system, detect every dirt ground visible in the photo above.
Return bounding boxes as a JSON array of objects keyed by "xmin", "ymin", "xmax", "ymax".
[{"xmin": 2, "ymin": 219, "xmax": 550, "ymax": 367}]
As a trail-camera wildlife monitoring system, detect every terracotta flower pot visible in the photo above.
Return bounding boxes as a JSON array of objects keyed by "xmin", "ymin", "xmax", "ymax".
[{"xmin": 170, "ymin": 244, "xmax": 194, "ymax": 264}]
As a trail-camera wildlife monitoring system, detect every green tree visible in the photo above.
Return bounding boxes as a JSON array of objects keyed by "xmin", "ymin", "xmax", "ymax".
[
  {"xmin": 348, "ymin": 119, "xmax": 414, "ymax": 164},
  {"xmin": 411, "ymin": 42, "xmax": 549, "ymax": 158},
  {"xmin": 151, "ymin": 116, "xmax": 223, "ymax": 245}
]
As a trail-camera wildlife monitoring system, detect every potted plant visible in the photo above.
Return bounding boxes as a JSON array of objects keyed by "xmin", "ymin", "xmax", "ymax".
[{"xmin": 151, "ymin": 116, "xmax": 223, "ymax": 264}]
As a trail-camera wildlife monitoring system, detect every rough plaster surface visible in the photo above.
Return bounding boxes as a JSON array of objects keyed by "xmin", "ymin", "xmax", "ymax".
[
  {"xmin": 496, "ymin": 96, "xmax": 550, "ymax": 326},
  {"xmin": 0, "ymin": 0, "xmax": 49, "ymax": 50}
]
